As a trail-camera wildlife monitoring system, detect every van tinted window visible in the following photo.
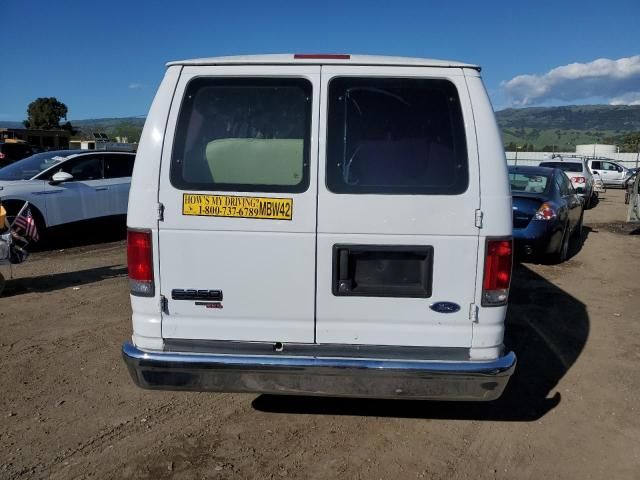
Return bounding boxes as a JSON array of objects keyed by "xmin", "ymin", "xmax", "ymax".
[
  {"xmin": 170, "ymin": 77, "xmax": 312, "ymax": 193},
  {"xmin": 326, "ymin": 77, "xmax": 468, "ymax": 194}
]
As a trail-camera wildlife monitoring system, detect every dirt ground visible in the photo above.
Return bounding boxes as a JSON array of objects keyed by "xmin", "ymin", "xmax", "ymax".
[{"xmin": 1, "ymin": 189, "xmax": 639, "ymax": 480}]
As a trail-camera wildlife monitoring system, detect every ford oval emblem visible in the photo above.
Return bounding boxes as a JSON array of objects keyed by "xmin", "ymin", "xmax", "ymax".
[{"xmin": 430, "ymin": 302, "xmax": 461, "ymax": 314}]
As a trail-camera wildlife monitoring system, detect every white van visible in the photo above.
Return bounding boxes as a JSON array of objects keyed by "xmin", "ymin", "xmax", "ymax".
[{"xmin": 122, "ymin": 54, "xmax": 516, "ymax": 401}]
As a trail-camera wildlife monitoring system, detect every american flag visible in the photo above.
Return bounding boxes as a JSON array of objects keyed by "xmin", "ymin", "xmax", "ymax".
[{"xmin": 13, "ymin": 206, "xmax": 40, "ymax": 242}]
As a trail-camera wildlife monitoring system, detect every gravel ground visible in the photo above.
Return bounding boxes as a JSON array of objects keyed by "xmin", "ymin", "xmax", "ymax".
[{"xmin": 1, "ymin": 189, "xmax": 639, "ymax": 479}]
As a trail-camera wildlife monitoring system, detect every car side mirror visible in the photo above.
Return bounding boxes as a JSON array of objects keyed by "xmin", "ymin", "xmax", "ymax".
[
  {"xmin": 575, "ymin": 187, "xmax": 585, "ymax": 194},
  {"xmin": 50, "ymin": 171, "xmax": 74, "ymax": 185}
]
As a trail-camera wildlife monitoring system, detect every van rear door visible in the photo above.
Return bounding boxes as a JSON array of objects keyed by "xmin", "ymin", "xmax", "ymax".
[
  {"xmin": 316, "ymin": 67, "xmax": 480, "ymax": 347},
  {"xmin": 158, "ymin": 65, "xmax": 320, "ymax": 343}
]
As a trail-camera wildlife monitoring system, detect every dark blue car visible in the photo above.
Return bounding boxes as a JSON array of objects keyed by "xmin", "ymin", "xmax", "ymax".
[{"xmin": 509, "ymin": 165, "xmax": 584, "ymax": 263}]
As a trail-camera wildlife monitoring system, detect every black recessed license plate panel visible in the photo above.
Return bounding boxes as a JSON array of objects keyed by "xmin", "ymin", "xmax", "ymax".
[{"xmin": 332, "ymin": 245, "xmax": 434, "ymax": 298}]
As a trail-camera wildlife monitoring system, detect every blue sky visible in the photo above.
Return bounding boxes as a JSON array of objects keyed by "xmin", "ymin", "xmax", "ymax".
[{"xmin": 2, "ymin": 0, "xmax": 639, "ymax": 121}]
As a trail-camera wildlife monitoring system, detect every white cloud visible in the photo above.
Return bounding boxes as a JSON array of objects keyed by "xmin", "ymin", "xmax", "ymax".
[
  {"xmin": 610, "ymin": 91, "xmax": 640, "ymax": 106},
  {"xmin": 502, "ymin": 55, "xmax": 640, "ymax": 106},
  {"xmin": 128, "ymin": 83, "xmax": 144, "ymax": 90}
]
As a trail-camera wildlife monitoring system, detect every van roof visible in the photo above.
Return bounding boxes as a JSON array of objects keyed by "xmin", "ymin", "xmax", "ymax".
[{"xmin": 166, "ymin": 54, "xmax": 481, "ymax": 70}]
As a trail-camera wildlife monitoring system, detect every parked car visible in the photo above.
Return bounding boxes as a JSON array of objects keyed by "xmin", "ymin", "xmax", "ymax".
[
  {"xmin": 509, "ymin": 165, "xmax": 584, "ymax": 263},
  {"xmin": 0, "ymin": 142, "xmax": 34, "ymax": 168},
  {"xmin": 587, "ymin": 159, "xmax": 632, "ymax": 187},
  {"xmin": 539, "ymin": 157, "xmax": 595, "ymax": 208},
  {"xmin": 592, "ymin": 171, "xmax": 606, "ymax": 195},
  {"xmin": 0, "ymin": 150, "xmax": 135, "ymax": 235},
  {"xmin": 122, "ymin": 54, "xmax": 517, "ymax": 401},
  {"xmin": 627, "ymin": 173, "xmax": 640, "ymax": 222},
  {"xmin": 624, "ymin": 171, "xmax": 637, "ymax": 204}
]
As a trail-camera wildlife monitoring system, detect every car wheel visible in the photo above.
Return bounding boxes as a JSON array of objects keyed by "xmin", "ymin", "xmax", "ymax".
[
  {"xmin": 551, "ymin": 224, "xmax": 570, "ymax": 263},
  {"xmin": 0, "ymin": 272, "xmax": 5, "ymax": 296},
  {"xmin": 3, "ymin": 202, "xmax": 46, "ymax": 245},
  {"xmin": 572, "ymin": 213, "xmax": 584, "ymax": 244},
  {"xmin": 584, "ymin": 195, "xmax": 591, "ymax": 210}
]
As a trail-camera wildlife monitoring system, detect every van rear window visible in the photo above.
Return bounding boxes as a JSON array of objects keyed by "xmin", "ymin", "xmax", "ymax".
[
  {"xmin": 326, "ymin": 77, "xmax": 468, "ymax": 194},
  {"xmin": 170, "ymin": 77, "xmax": 312, "ymax": 193}
]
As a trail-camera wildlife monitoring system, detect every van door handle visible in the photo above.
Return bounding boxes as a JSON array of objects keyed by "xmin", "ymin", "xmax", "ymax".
[{"xmin": 95, "ymin": 187, "xmax": 109, "ymax": 191}]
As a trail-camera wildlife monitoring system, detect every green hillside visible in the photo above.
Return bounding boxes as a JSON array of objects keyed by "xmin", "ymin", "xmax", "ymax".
[
  {"xmin": 496, "ymin": 105, "xmax": 640, "ymax": 151},
  {"xmin": 72, "ymin": 117, "xmax": 146, "ymax": 142},
  {"xmin": 500, "ymin": 127, "xmax": 620, "ymax": 151}
]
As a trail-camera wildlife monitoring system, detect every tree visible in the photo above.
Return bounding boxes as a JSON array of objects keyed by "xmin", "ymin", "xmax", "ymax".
[
  {"xmin": 618, "ymin": 132, "xmax": 640, "ymax": 153},
  {"xmin": 23, "ymin": 97, "xmax": 74, "ymax": 131}
]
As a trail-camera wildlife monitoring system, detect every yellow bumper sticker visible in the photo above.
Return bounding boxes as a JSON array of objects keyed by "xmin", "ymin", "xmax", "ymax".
[{"xmin": 182, "ymin": 194, "xmax": 293, "ymax": 220}]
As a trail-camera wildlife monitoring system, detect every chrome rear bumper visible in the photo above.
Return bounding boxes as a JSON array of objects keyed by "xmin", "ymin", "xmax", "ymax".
[{"xmin": 122, "ymin": 342, "xmax": 516, "ymax": 401}]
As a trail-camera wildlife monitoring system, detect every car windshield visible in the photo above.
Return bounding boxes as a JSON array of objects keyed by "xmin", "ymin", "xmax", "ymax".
[
  {"xmin": 539, "ymin": 161, "xmax": 583, "ymax": 173},
  {"xmin": 509, "ymin": 172, "xmax": 550, "ymax": 194},
  {"xmin": 0, "ymin": 151, "xmax": 76, "ymax": 180}
]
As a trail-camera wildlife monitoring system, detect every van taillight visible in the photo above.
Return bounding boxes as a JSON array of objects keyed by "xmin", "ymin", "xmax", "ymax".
[
  {"xmin": 127, "ymin": 229, "xmax": 154, "ymax": 297},
  {"xmin": 0, "ymin": 152, "xmax": 5, "ymax": 160},
  {"xmin": 482, "ymin": 238, "xmax": 512, "ymax": 306}
]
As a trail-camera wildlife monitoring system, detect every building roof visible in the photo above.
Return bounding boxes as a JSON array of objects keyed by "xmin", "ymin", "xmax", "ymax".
[{"xmin": 167, "ymin": 54, "xmax": 480, "ymax": 70}]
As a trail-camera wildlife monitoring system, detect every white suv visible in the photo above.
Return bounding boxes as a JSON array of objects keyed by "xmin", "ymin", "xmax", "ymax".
[
  {"xmin": 0, "ymin": 150, "xmax": 135, "ymax": 233},
  {"xmin": 587, "ymin": 159, "xmax": 631, "ymax": 187},
  {"xmin": 122, "ymin": 54, "xmax": 516, "ymax": 401}
]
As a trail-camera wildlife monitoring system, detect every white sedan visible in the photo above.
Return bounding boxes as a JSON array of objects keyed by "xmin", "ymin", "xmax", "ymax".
[{"xmin": 0, "ymin": 150, "xmax": 135, "ymax": 235}]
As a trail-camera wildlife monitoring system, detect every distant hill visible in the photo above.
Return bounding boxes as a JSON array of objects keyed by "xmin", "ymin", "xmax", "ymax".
[
  {"xmin": 0, "ymin": 121, "xmax": 24, "ymax": 129},
  {"xmin": 496, "ymin": 105, "xmax": 640, "ymax": 131},
  {"xmin": 72, "ymin": 117, "xmax": 146, "ymax": 142},
  {"xmin": 496, "ymin": 105, "xmax": 640, "ymax": 151}
]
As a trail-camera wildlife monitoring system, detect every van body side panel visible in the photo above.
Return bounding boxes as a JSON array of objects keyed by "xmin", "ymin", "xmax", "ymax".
[
  {"xmin": 464, "ymin": 73, "xmax": 512, "ymax": 357},
  {"xmin": 157, "ymin": 66, "xmax": 320, "ymax": 343},
  {"xmin": 316, "ymin": 234, "xmax": 478, "ymax": 346},
  {"xmin": 159, "ymin": 230, "xmax": 316, "ymax": 341},
  {"xmin": 315, "ymin": 67, "xmax": 480, "ymax": 347},
  {"xmin": 463, "ymin": 74, "xmax": 511, "ymax": 236},
  {"xmin": 128, "ymin": 65, "xmax": 182, "ymax": 350}
]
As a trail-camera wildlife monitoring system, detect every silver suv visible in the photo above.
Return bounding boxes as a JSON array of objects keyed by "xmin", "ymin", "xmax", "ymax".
[
  {"xmin": 587, "ymin": 159, "xmax": 631, "ymax": 187},
  {"xmin": 539, "ymin": 157, "xmax": 595, "ymax": 208}
]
